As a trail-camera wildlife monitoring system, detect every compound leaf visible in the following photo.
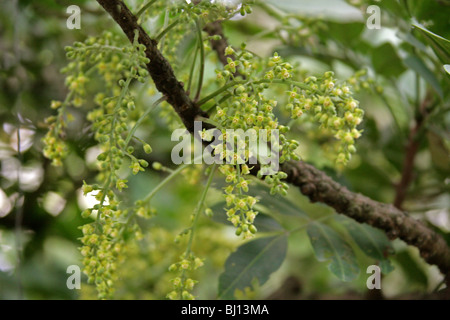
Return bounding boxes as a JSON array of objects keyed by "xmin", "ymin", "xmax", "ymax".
[
  {"xmin": 336, "ymin": 216, "xmax": 395, "ymax": 274},
  {"xmin": 307, "ymin": 222, "xmax": 359, "ymax": 281},
  {"xmin": 218, "ymin": 234, "xmax": 288, "ymax": 299}
]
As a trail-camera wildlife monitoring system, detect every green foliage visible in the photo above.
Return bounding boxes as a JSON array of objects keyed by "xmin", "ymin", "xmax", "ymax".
[
  {"xmin": 1, "ymin": 0, "xmax": 449, "ymax": 300},
  {"xmin": 412, "ymin": 21, "xmax": 450, "ymax": 65},
  {"xmin": 371, "ymin": 43, "xmax": 406, "ymax": 78},
  {"xmin": 394, "ymin": 251, "xmax": 428, "ymax": 289},
  {"xmin": 41, "ymin": 0, "xmax": 369, "ymax": 298},
  {"xmin": 252, "ymin": 185, "xmax": 309, "ymax": 218},
  {"xmin": 336, "ymin": 216, "xmax": 394, "ymax": 274},
  {"xmin": 307, "ymin": 222, "xmax": 360, "ymax": 281},
  {"xmin": 218, "ymin": 234, "xmax": 288, "ymax": 299}
]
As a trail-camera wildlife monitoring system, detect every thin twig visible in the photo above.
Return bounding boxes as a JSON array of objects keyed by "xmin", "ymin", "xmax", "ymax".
[
  {"xmin": 194, "ymin": 19, "xmax": 205, "ymax": 102},
  {"xmin": 136, "ymin": 0, "xmax": 158, "ymax": 19},
  {"xmin": 393, "ymin": 90, "xmax": 430, "ymax": 209}
]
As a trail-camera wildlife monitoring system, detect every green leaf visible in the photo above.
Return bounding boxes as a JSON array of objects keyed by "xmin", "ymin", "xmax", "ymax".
[
  {"xmin": 444, "ymin": 64, "xmax": 450, "ymax": 75},
  {"xmin": 371, "ymin": 43, "xmax": 406, "ymax": 77},
  {"xmin": 380, "ymin": 0, "xmax": 409, "ymax": 19},
  {"xmin": 395, "ymin": 251, "xmax": 428, "ymax": 288},
  {"xmin": 307, "ymin": 222, "xmax": 360, "ymax": 281},
  {"xmin": 410, "ymin": 3, "xmax": 450, "ymax": 40},
  {"xmin": 412, "ymin": 21, "xmax": 450, "ymax": 65},
  {"xmin": 427, "ymin": 131, "xmax": 450, "ymax": 171},
  {"xmin": 397, "ymin": 32, "xmax": 428, "ymax": 53},
  {"xmin": 253, "ymin": 214, "xmax": 284, "ymax": 232},
  {"xmin": 403, "ymin": 55, "xmax": 443, "ymax": 98},
  {"xmin": 218, "ymin": 235, "xmax": 288, "ymax": 299},
  {"xmin": 324, "ymin": 22, "xmax": 366, "ymax": 47},
  {"xmin": 336, "ymin": 216, "xmax": 395, "ymax": 274}
]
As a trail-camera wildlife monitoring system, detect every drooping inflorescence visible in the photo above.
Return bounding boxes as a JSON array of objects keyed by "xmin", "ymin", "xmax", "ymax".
[{"xmin": 42, "ymin": 0, "xmax": 368, "ymax": 300}]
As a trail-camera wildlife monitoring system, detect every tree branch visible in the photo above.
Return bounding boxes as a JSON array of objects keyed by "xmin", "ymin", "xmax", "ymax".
[
  {"xmin": 203, "ymin": 20, "xmax": 243, "ymax": 78},
  {"xmin": 203, "ymin": 21, "xmax": 232, "ymax": 66},
  {"xmin": 281, "ymin": 160, "xmax": 450, "ymax": 281},
  {"xmin": 394, "ymin": 94, "xmax": 430, "ymax": 209},
  {"xmin": 95, "ymin": 0, "xmax": 450, "ymax": 281},
  {"xmin": 96, "ymin": 0, "xmax": 207, "ymax": 133}
]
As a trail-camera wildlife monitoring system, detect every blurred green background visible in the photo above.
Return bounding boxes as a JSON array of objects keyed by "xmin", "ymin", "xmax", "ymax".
[{"xmin": 0, "ymin": 0, "xmax": 449, "ymax": 299}]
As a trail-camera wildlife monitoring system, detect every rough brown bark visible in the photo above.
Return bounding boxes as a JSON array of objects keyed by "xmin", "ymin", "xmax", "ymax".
[
  {"xmin": 281, "ymin": 160, "xmax": 450, "ymax": 281},
  {"xmin": 96, "ymin": 0, "xmax": 207, "ymax": 133},
  {"xmin": 95, "ymin": 0, "xmax": 450, "ymax": 281}
]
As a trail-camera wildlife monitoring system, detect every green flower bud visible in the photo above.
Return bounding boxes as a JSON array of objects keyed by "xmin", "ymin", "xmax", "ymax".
[
  {"xmin": 82, "ymin": 181, "xmax": 93, "ymax": 195},
  {"xmin": 205, "ymin": 208, "xmax": 213, "ymax": 217},
  {"xmin": 139, "ymin": 159, "xmax": 149, "ymax": 167},
  {"xmin": 167, "ymin": 291, "xmax": 178, "ymax": 300},
  {"xmin": 118, "ymin": 139, "xmax": 126, "ymax": 148},
  {"xmin": 194, "ymin": 257, "xmax": 204, "ymax": 269},
  {"xmin": 180, "ymin": 259, "xmax": 190, "ymax": 270},
  {"xmin": 235, "ymin": 85, "xmax": 246, "ymax": 94},
  {"xmin": 168, "ymin": 264, "xmax": 178, "ymax": 272},
  {"xmin": 182, "ymin": 291, "xmax": 194, "ymax": 300},
  {"xmin": 143, "ymin": 144, "xmax": 153, "ymax": 154},
  {"xmin": 99, "ymin": 135, "xmax": 109, "ymax": 143},
  {"xmin": 185, "ymin": 278, "xmax": 196, "ymax": 291},
  {"xmin": 243, "ymin": 52, "xmax": 253, "ymax": 60},
  {"xmin": 81, "ymin": 209, "xmax": 91, "ymax": 219}
]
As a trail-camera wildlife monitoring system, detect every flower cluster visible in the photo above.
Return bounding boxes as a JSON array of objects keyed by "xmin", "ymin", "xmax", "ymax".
[
  {"xmin": 216, "ymin": 44, "xmax": 260, "ymax": 82},
  {"xmin": 134, "ymin": 199, "xmax": 157, "ymax": 220},
  {"xmin": 43, "ymin": 31, "xmax": 155, "ymax": 298},
  {"xmin": 43, "ymin": 0, "xmax": 373, "ymax": 300},
  {"xmin": 164, "ymin": 164, "xmax": 219, "ymax": 300},
  {"xmin": 265, "ymin": 52, "xmax": 294, "ymax": 80},
  {"xmin": 181, "ymin": 0, "xmax": 255, "ymax": 23},
  {"xmin": 201, "ymin": 48, "xmax": 366, "ymax": 235},
  {"xmin": 220, "ymin": 164, "xmax": 259, "ymax": 238},
  {"xmin": 42, "ymin": 108, "xmax": 69, "ymax": 166},
  {"xmin": 206, "ymin": 49, "xmax": 306, "ymax": 237},
  {"xmin": 139, "ymin": 0, "xmax": 253, "ymax": 63},
  {"xmin": 79, "ymin": 182, "xmax": 133, "ymax": 298},
  {"xmin": 43, "ymin": 31, "xmax": 151, "ymax": 167},
  {"xmin": 283, "ymin": 71, "xmax": 364, "ymax": 165},
  {"xmin": 167, "ymin": 253, "xmax": 205, "ymax": 300},
  {"xmin": 65, "ymin": 31, "xmax": 149, "ymax": 92},
  {"xmin": 80, "ymin": 222, "xmax": 235, "ymax": 300},
  {"xmin": 79, "ymin": 220, "xmax": 121, "ymax": 299}
]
